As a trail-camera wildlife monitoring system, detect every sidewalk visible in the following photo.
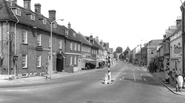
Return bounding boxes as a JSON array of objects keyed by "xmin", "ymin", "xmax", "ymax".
[
  {"xmin": 142, "ymin": 67, "xmax": 185, "ymax": 96},
  {"xmin": 0, "ymin": 62, "xmax": 118, "ymax": 86}
]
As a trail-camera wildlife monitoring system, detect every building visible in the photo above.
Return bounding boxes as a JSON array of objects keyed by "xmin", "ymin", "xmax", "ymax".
[
  {"xmin": 147, "ymin": 39, "xmax": 162, "ymax": 67},
  {"xmin": 0, "ymin": 0, "xmax": 67, "ymax": 77},
  {"xmin": 169, "ymin": 21, "xmax": 182, "ymax": 76},
  {"xmin": 64, "ymin": 23, "xmax": 81, "ymax": 73},
  {"xmin": 76, "ymin": 33, "xmax": 92, "ymax": 70}
]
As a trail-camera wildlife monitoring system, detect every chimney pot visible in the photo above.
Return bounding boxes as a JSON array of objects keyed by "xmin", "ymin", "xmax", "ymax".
[
  {"xmin": 68, "ymin": 22, "xmax": 71, "ymax": 29},
  {"xmin": 23, "ymin": 0, "xmax": 31, "ymax": 10},
  {"xmin": 34, "ymin": 3, "xmax": 41, "ymax": 14},
  {"xmin": 49, "ymin": 10, "xmax": 56, "ymax": 21}
]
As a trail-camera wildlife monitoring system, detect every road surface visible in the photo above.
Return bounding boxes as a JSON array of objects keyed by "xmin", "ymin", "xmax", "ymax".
[{"xmin": 0, "ymin": 62, "xmax": 184, "ymax": 103}]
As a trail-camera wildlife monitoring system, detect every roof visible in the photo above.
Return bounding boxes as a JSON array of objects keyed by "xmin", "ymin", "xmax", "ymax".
[
  {"xmin": 1, "ymin": 0, "xmax": 66, "ymax": 37},
  {"xmin": 148, "ymin": 39, "xmax": 163, "ymax": 46},
  {"xmin": 76, "ymin": 33, "xmax": 91, "ymax": 46},
  {"xmin": 169, "ymin": 23, "xmax": 182, "ymax": 39},
  {"xmin": 67, "ymin": 29, "xmax": 81, "ymax": 42},
  {"xmin": 94, "ymin": 40, "xmax": 104, "ymax": 50}
]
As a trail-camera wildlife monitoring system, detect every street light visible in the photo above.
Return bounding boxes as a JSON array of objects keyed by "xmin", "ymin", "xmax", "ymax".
[{"xmin": 49, "ymin": 19, "xmax": 64, "ymax": 78}]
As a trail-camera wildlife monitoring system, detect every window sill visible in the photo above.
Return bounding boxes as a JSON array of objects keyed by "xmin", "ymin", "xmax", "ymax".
[
  {"xmin": 37, "ymin": 67, "xmax": 41, "ymax": 69},
  {"xmin": 22, "ymin": 67, "xmax": 28, "ymax": 69}
]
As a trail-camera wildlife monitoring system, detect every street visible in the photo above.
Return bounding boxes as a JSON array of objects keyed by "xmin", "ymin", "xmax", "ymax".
[{"xmin": 0, "ymin": 62, "xmax": 185, "ymax": 103}]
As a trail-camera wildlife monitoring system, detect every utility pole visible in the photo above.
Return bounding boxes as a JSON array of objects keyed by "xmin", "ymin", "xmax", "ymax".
[{"xmin": 180, "ymin": 0, "xmax": 185, "ymax": 75}]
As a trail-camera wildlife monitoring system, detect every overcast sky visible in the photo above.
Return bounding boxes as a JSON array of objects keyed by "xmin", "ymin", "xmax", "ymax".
[{"xmin": 17, "ymin": 0, "xmax": 182, "ymax": 51}]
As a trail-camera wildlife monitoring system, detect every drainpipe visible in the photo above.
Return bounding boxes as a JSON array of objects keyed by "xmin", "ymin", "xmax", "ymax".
[
  {"xmin": 6, "ymin": 20, "xmax": 10, "ymax": 76},
  {"xmin": 10, "ymin": 7, "xmax": 19, "ymax": 77}
]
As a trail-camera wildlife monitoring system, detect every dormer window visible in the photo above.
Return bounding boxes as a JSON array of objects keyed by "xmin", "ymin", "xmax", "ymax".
[
  {"xmin": 65, "ymin": 30, "xmax": 69, "ymax": 35},
  {"xmin": 43, "ymin": 18, "xmax": 47, "ymax": 25},
  {"xmin": 31, "ymin": 13, "xmax": 35, "ymax": 21},
  {"xmin": 73, "ymin": 32, "xmax": 76, "ymax": 37},
  {"xmin": 13, "ymin": 8, "xmax": 21, "ymax": 16},
  {"xmin": 53, "ymin": 23, "xmax": 57, "ymax": 28}
]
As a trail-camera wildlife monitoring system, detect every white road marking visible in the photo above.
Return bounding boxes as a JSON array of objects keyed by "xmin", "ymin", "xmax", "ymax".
[
  {"xmin": 140, "ymin": 73, "xmax": 143, "ymax": 76},
  {"xmin": 113, "ymin": 68, "xmax": 124, "ymax": 81}
]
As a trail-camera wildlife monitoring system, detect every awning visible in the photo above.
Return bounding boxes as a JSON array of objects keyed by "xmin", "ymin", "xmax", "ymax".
[{"xmin": 96, "ymin": 58, "xmax": 107, "ymax": 62}]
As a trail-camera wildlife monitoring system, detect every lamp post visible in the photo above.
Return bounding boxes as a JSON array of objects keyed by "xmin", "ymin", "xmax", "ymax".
[
  {"xmin": 180, "ymin": 0, "xmax": 185, "ymax": 75},
  {"xmin": 49, "ymin": 19, "xmax": 64, "ymax": 78}
]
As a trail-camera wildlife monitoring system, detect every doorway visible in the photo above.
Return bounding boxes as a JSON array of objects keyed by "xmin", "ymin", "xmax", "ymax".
[{"xmin": 56, "ymin": 54, "xmax": 64, "ymax": 72}]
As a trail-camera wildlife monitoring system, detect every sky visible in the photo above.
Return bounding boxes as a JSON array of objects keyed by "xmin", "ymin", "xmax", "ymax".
[{"xmin": 16, "ymin": 0, "xmax": 182, "ymax": 51}]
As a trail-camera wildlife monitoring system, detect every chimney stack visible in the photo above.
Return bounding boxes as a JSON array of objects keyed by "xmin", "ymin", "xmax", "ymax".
[
  {"xmin": 34, "ymin": 3, "xmax": 41, "ymax": 14},
  {"xmin": 49, "ymin": 10, "xmax": 56, "ymax": 21},
  {"xmin": 176, "ymin": 16, "xmax": 182, "ymax": 26},
  {"xmin": 23, "ymin": 0, "xmax": 31, "ymax": 10},
  {"xmin": 9, "ymin": 0, "xmax": 17, "ymax": 6},
  {"xmin": 68, "ymin": 22, "xmax": 71, "ymax": 29}
]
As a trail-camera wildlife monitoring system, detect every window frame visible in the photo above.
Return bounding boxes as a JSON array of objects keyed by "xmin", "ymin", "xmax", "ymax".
[
  {"xmin": 22, "ymin": 30, "xmax": 28, "ymax": 44},
  {"xmin": 22, "ymin": 55, "xmax": 28, "ymax": 68},
  {"xmin": 74, "ymin": 56, "xmax": 77, "ymax": 65},
  {"xmin": 70, "ymin": 56, "xmax": 73, "ymax": 66},
  {"xmin": 37, "ymin": 34, "xmax": 41, "ymax": 46},
  {"xmin": 31, "ymin": 13, "xmax": 35, "ymax": 21},
  {"xmin": 59, "ymin": 40, "xmax": 63, "ymax": 49},
  {"xmin": 37, "ymin": 55, "xmax": 41, "ymax": 67},
  {"xmin": 74, "ymin": 43, "xmax": 77, "ymax": 51},
  {"xmin": 70, "ymin": 42, "xmax": 73, "ymax": 50},
  {"xmin": 43, "ymin": 18, "xmax": 47, "ymax": 25}
]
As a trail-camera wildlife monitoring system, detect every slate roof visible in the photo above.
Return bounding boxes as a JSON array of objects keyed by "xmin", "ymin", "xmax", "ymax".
[
  {"xmin": 94, "ymin": 40, "xmax": 104, "ymax": 50},
  {"xmin": 168, "ymin": 23, "xmax": 182, "ymax": 39},
  {"xmin": 67, "ymin": 29, "xmax": 81, "ymax": 42},
  {"xmin": 0, "ymin": 0, "xmax": 66, "ymax": 37},
  {"xmin": 76, "ymin": 33, "xmax": 91, "ymax": 46}
]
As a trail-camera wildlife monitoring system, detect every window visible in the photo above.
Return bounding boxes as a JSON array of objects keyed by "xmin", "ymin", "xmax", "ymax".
[
  {"xmin": 70, "ymin": 56, "xmax": 73, "ymax": 66},
  {"xmin": 59, "ymin": 40, "xmax": 62, "ymax": 49},
  {"xmin": 22, "ymin": 55, "xmax": 27, "ymax": 68},
  {"xmin": 65, "ymin": 30, "xmax": 69, "ymax": 35},
  {"xmin": 74, "ymin": 43, "xmax": 77, "ymax": 51},
  {"xmin": 78, "ymin": 44, "xmax": 80, "ymax": 51},
  {"xmin": 73, "ymin": 32, "xmax": 76, "ymax": 37},
  {"xmin": 53, "ymin": 22, "xmax": 57, "ymax": 28},
  {"xmin": 43, "ymin": 18, "xmax": 47, "ymax": 25},
  {"xmin": 70, "ymin": 42, "xmax": 73, "ymax": 50},
  {"xmin": 31, "ymin": 13, "xmax": 35, "ymax": 21},
  {"xmin": 37, "ymin": 34, "xmax": 41, "ymax": 46},
  {"xmin": 37, "ymin": 55, "xmax": 41, "ymax": 67},
  {"xmin": 49, "ymin": 38, "xmax": 51, "ymax": 47},
  {"xmin": 74, "ymin": 56, "xmax": 76, "ymax": 65},
  {"xmin": 13, "ymin": 8, "xmax": 21, "ymax": 16},
  {"xmin": 22, "ymin": 30, "xmax": 28, "ymax": 44}
]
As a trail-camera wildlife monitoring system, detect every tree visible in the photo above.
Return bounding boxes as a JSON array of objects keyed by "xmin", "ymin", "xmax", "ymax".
[{"xmin": 116, "ymin": 46, "xmax": 123, "ymax": 53}]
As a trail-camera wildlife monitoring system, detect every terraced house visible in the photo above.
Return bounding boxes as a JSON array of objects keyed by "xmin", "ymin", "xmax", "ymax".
[
  {"xmin": 64, "ymin": 22, "xmax": 81, "ymax": 73},
  {"xmin": 0, "ymin": 0, "xmax": 67, "ymax": 76}
]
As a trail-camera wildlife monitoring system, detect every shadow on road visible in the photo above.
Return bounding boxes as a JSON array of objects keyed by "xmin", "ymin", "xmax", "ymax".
[{"xmin": 122, "ymin": 76, "xmax": 163, "ymax": 87}]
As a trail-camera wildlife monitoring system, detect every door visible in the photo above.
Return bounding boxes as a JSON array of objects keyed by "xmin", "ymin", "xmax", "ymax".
[{"xmin": 56, "ymin": 54, "xmax": 64, "ymax": 72}]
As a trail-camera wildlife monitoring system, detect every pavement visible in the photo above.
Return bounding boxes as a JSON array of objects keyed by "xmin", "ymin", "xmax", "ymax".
[
  {"xmin": 0, "ymin": 62, "xmax": 118, "ymax": 86},
  {"xmin": 141, "ymin": 66, "xmax": 185, "ymax": 96}
]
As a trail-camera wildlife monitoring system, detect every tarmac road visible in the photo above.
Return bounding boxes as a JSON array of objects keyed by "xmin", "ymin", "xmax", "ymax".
[{"xmin": 0, "ymin": 62, "xmax": 185, "ymax": 103}]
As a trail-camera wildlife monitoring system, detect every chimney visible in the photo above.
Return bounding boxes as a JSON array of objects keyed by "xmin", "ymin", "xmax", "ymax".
[
  {"xmin": 49, "ymin": 10, "xmax": 56, "ymax": 21},
  {"xmin": 34, "ymin": 3, "xmax": 41, "ymax": 14},
  {"xmin": 68, "ymin": 22, "xmax": 71, "ymax": 29},
  {"xmin": 176, "ymin": 16, "xmax": 182, "ymax": 26},
  {"xmin": 9, "ymin": 0, "xmax": 17, "ymax": 6},
  {"xmin": 23, "ymin": 0, "xmax": 31, "ymax": 10}
]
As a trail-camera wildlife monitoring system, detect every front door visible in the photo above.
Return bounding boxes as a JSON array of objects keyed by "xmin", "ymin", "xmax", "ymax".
[{"xmin": 56, "ymin": 54, "xmax": 64, "ymax": 72}]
